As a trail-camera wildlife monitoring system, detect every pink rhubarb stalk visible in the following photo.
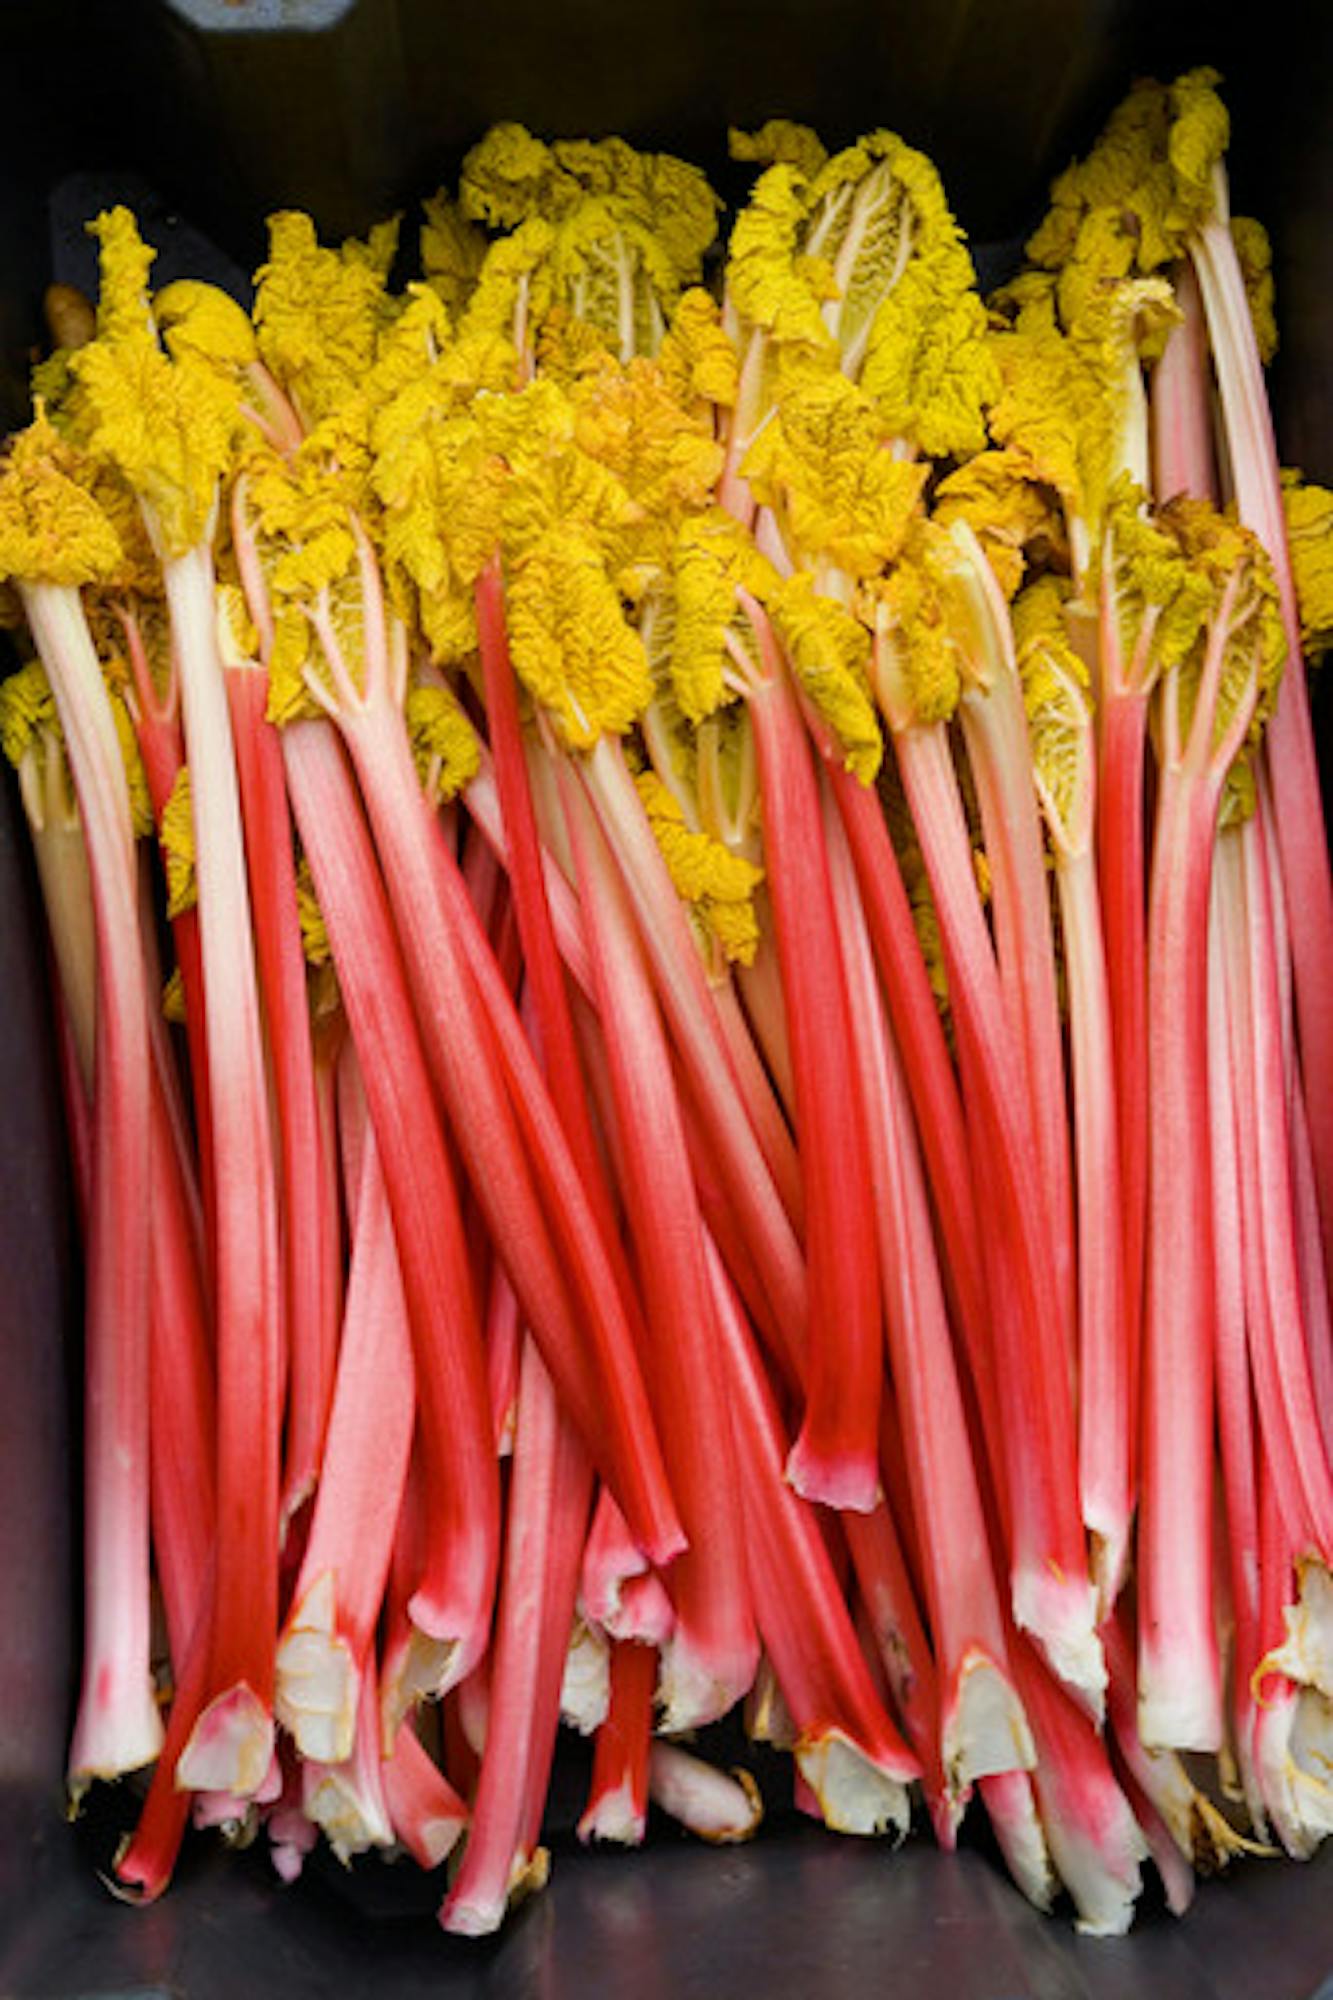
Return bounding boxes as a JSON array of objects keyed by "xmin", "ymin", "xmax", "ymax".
[
  {"xmin": 561, "ymin": 764, "xmax": 757, "ymax": 1725},
  {"xmin": 22, "ymin": 581, "xmax": 159, "ymax": 1791},
  {"xmin": 382, "ymin": 1719, "xmax": 469, "ymax": 1871},
  {"xmin": 275, "ymin": 1049, "xmax": 416, "ymax": 1762},
  {"xmin": 1190, "ymin": 183, "xmax": 1333, "ymax": 1292},
  {"xmin": 731, "ymin": 594, "xmax": 881, "ymax": 1511},
  {"xmin": 282, "ymin": 719, "xmax": 498, "ymax": 1717},
  {"xmin": 1138, "ymin": 567, "xmax": 1257, "ymax": 1751},
  {"xmin": 161, "ymin": 540, "xmax": 281, "ymax": 1798},
  {"xmin": 822, "ymin": 777, "xmax": 1031, "ymax": 1801},
  {"xmin": 300, "ymin": 535, "xmax": 680, "ymax": 1569},
  {"xmin": 873, "ymin": 625, "xmax": 1101, "ymax": 1711},
  {"xmin": 441, "ymin": 1337, "xmax": 594, "ymax": 1937},
  {"xmin": 578, "ymin": 1640, "xmax": 656, "ymax": 1845},
  {"xmin": 705, "ymin": 1232, "xmax": 920, "ymax": 1834},
  {"xmin": 222, "ymin": 608, "xmax": 338, "ymax": 1526}
]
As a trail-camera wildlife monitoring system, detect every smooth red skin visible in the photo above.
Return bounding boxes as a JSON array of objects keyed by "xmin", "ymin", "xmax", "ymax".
[
  {"xmin": 561, "ymin": 768, "xmax": 756, "ymax": 1715},
  {"xmin": 1191, "ymin": 214, "xmax": 1333, "ymax": 1302},
  {"xmin": 114, "ymin": 1565, "xmax": 214, "ymax": 1900},
  {"xmin": 706, "ymin": 1238, "xmax": 919, "ymax": 1788},
  {"xmin": 743, "ymin": 655, "xmax": 881, "ymax": 1513},
  {"xmin": 824, "ymin": 758, "xmax": 988, "ymax": 1365},
  {"xmin": 227, "ymin": 668, "xmax": 338, "ymax": 1523},
  {"xmin": 123, "ymin": 627, "xmax": 214, "ymax": 1244},
  {"xmin": 382, "ymin": 1722, "xmax": 469, "ymax": 1871},
  {"xmin": 284, "ymin": 721, "xmax": 498, "ymax": 1680},
  {"xmin": 441, "ymin": 1338, "xmax": 593, "ymax": 1934},
  {"xmin": 581, "ymin": 1641, "xmax": 657, "ymax": 1843}
]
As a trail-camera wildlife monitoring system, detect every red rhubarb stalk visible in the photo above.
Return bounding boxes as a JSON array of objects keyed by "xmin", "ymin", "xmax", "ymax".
[
  {"xmin": 1190, "ymin": 190, "xmax": 1333, "ymax": 1289},
  {"xmin": 382, "ymin": 1719, "xmax": 469, "ymax": 1871},
  {"xmin": 705, "ymin": 1233, "xmax": 920, "ymax": 1834},
  {"xmin": 300, "ymin": 537, "xmax": 680, "ymax": 1569},
  {"xmin": 872, "ymin": 645, "xmax": 1100, "ymax": 1711},
  {"xmin": 282, "ymin": 719, "xmax": 498, "ymax": 1716},
  {"xmin": 221, "ymin": 607, "xmax": 338, "ymax": 1526},
  {"xmin": 578, "ymin": 1640, "xmax": 656, "ymax": 1846},
  {"xmin": 275, "ymin": 1049, "xmax": 416, "ymax": 1762},
  {"xmin": 21, "ymin": 581, "xmax": 160, "ymax": 1790},
  {"xmin": 1139, "ymin": 566, "xmax": 1256, "ymax": 1752},
  {"xmin": 160, "ymin": 540, "xmax": 281, "ymax": 1798},
  {"xmin": 731, "ymin": 594, "xmax": 881, "ymax": 1511},
  {"xmin": 823, "ymin": 777, "xmax": 1031, "ymax": 1799},
  {"xmin": 560, "ymin": 764, "xmax": 757, "ymax": 1724},
  {"xmin": 441, "ymin": 1337, "xmax": 593, "ymax": 1937}
]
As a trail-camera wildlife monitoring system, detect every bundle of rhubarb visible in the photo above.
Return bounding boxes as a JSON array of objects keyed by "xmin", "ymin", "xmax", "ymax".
[{"xmin": 3, "ymin": 63, "xmax": 1332, "ymax": 1939}]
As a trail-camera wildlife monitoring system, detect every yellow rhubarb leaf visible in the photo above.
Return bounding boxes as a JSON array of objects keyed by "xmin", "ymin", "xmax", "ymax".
[
  {"xmin": 504, "ymin": 522, "xmax": 652, "ymax": 747},
  {"xmin": 768, "ymin": 571, "xmax": 881, "ymax": 782},
  {"xmin": 1282, "ymin": 472, "xmax": 1333, "ymax": 660},
  {"xmin": 635, "ymin": 766, "xmax": 764, "ymax": 965}
]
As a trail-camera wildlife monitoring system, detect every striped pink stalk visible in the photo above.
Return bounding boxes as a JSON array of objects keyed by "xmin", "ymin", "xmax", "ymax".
[
  {"xmin": 705, "ymin": 1233, "xmax": 920, "ymax": 1834},
  {"xmin": 21, "ymin": 581, "xmax": 159, "ymax": 1792},
  {"xmin": 823, "ymin": 776, "xmax": 1031, "ymax": 1801},
  {"xmin": 441, "ymin": 1337, "xmax": 593, "ymax": 1937},
  {"xmin": 158, "ymin": 539, "xmax": 281, "ymax": 1798},
  {"xmin": 873, "ymin": 635, "xmax": 1101, "ymax": 1712},
  {"xmin": 222, "ymin": 619, "xmax": 338, "ymax": 1526},
  {"xmin": 275, "ymin": 1048, "xmax": 415, "ymax": 1762},
  {"xmin": 282, "ymin": 719, "xmax": 498, "ymax": 1716},
  {"xmin": 561, "ymin": 763, "xmax": 756, "ymax": 1725},
  {"xmin": 1190, "ymin": 182, "xmax": 1333, "ymax": 1295},
  {"xmin": 732, "ymin": 594, "xmax": 881, "ymax": 1511},
  {"xmin": 1139, "ymin": 567, "xmax": 1257, "ymax": 1751},
  {"xmin": 578, "ymin": 1640, "xmax": 656, "ymax": 1846}
]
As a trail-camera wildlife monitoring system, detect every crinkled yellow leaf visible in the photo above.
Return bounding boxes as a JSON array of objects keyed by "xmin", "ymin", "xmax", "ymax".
[
  {"xmin": 404, "ymin": 680, "xmax": 481, "ymax": 801},
  {"xmin": 154, "ymin": 280, "xmax": 257, "ymax": 369},
  {"xmin": 0, "ymin": 659, "xmax": 60, "ymax": 769},
  {"xmin": 865, "ymin": 517, "xmax": 961, "ymax": 728},
  {"xmin": 421, "ymin": 191, "xmax": 487, "ymax": 320},
  {"xmin": 1013, "ymin": 575, "xmax": 1092, "ymax": 850},
  {"xmin": 768, "ymin": 570, "xmax": 881, "ymax": 781},
  {"xmin": 160, "ymin": 762, "xmax": 196, "ymax": 917},
  {"xmin": 68, "ymin": 211, "xmax": 241, "ymax": 558},
  {"xmin": 254, "ymin": 210, "xmax": 401, "ymax": 428},
  {"xmin": 1100, "ymin": 477, "xmax": 1213, "ymax": 674},
  {"xmin": 504, "ymin": 522, "xmax": 651, "ymax": 746},
  {"xmin": 658, "ymin": 288, "xmax": 740, "ymax": 411},
  {"xmin": 670, "ymin": 509, "xmax": 778, "ymax": 722},
  {"xmin": 635, "ymin": 767, "xmax": 763, "ymax": 965},
  {"xmin": 461, "ymin": 126, "xmax": 719, "ymax": 288},
  {"xmin": 725, "ymin": 165, "xmax": 833, "ymax": 356},
  {"xmin": 0, "ymin": 408, "xmax": 124, "ymax": 587},
  {"xmin": 933, "ymin": 449, "xmax": 1068, "ymax": 600},
  {"xmin": 1028, "ymin": 67, "xmax": 1227, "ymax": 278},
  {"xmin": 295, "ymin": 855, "xmax": 331, "ymax": 968},
  {"xmin": 1232, "ymin": 216, "xmax": 1277, "ymax": 366},
  {"xmin": 162, "ymin": 964, "xmax": 187, "ymax": 1024},
  {"xmin": 743, "ymin": 365, "xmax": 927, "ymax": 578},
  {"xmin": 110, "ymin": 692, "xmax": 153, "ymax": 839},
  {"xmin": 1282, "ymin": 472, "xmax": 1333, "ymax": 659},
  {"xmin": 730, "ymin": 122, "xmax": 828, "ymax": 180}
]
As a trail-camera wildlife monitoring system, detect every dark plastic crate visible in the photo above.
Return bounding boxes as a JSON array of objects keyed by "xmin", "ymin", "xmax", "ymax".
[{"xmin": 1, "ymin": 3, "xmax": 1331, "ymax": 1992}]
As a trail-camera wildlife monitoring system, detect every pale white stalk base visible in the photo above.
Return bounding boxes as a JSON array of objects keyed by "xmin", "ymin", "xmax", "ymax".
[
  {"xmin": 1137, "ymin": 1662, "xmax": 1224, "ymax": 1757},
  {"xmin": 1255, "ymin": 1686, "xmax": 1333, "ymax": 1859},
  {"xmin": 982, "ymin": 1771, "xmax": 1056, "ymax": 1912},
  {"xmin": 442, "ymin": 1848, "xmax": 549, "ymax": 1938},
  {"xmin": 648, "ymin": 1746, "xmax": 763, "ymax": 1842},
  {"xmin": 1126, "ymin": 1740, "xmax": 1261, "ymax": 1870},
  {"xmin": 275, "ymin": 1572, "xmax": 358, "ymax": 1764},
  {"xmin": 381, "ymin": 1628, "xmax": 461, "ymax": 1747},
  {"xmin": 1012, "ymin": 1567, "xmax": 1106, "ymax": 1723},
  {"xmin": 1257, "ymin": 1562, "xmax": 1333, "ymax": 1699},
  {"xmin": 560, "ymin": 1620, "xmax": 610, "ymax": 1736},
  {"xmin": 68, "ymin": 1673, "xmax": 164, "ymax": 1803},
  {"xmin": 795, "ymin": 1733, "xmax": 910, "ymax": 1840},
  {"xmin": 303, "ymin": 1757, "xmax": 394, "ymax": 1868},
  {"xmin": 1042, "ymin": 1807, "xmax": 1146, "ymax": 1938},
  {"xmin": 745, "ymin": 1657, "xmax": 798, "ymax": 1751},
  {"xmin": 945, "ymin": 1654, "xmax": 1036, "ymax": 1791},
  {"xmin": 578, "ymin": 1779, "xmax": 646, "ymax": 1846},
  {"xmin": 657, "ymin": 1631, "xmax": 756, "ymax": 1735},
  {"xmin": 176, "ymin": 1687, "xmax": 275, "ymax": 1797}
]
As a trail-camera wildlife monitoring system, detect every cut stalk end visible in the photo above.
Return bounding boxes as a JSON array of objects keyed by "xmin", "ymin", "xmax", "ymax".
[
  {"xmin": 794, "ymin": 1732, "xmax": 912, "ymax": 1840},
  {"xmin": 176, "ymin": 1685, "xmax": 275, "ymax": 1797},
  {"xmin": 785, "ymin": 1437, "xmax": 880, "ymax": 1516}
]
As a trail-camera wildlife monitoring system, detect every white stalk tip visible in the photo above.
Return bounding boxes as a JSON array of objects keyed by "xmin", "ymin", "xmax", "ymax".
[{"xmin": 795, "ymin": 1734, "xmax": 910, "ymax": 1840}]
